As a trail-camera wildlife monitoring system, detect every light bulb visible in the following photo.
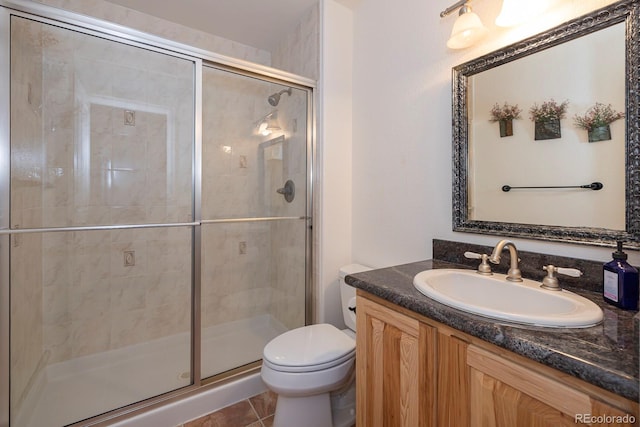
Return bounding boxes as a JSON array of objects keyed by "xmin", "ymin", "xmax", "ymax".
[
  {"xmin": 447, "ymin": 8, "xmax": 488, "ymax": 49},
  {"xmin": 496, "ymin": 0, "xmax": 549, "ymax": 27}
]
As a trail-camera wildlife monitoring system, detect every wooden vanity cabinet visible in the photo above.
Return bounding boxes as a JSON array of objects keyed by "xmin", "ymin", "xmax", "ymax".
[
  {"xmin": 355, "ymin": 294, "xmax": 437, "ymax": 427},
  {"xmin": 356, "ymin": 291, "xmax": 639, "ymax": 427},
  {"xmin": 467, "ymin": 346, "xmax": 636, "ymax": 427}
]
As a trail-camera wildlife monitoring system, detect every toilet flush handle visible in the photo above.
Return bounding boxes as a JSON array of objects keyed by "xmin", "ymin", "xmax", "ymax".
[{"xmin": 348, "ymin": 296, "xmax": 357, "ymax": 314}]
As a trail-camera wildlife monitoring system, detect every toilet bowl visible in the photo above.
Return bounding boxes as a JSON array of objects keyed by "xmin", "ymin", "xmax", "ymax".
[{"xmin": 260, "ymin": 264, "xmax": 372, "ymax": 427}]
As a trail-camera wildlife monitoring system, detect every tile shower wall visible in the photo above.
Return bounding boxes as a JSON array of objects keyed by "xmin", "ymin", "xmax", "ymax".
[
  {"xmin": 200, "ymin": 68, "xmax": 272, "ymax": 332},
  {"xmin": 9, "ymin": 16, "xmax": 195, "ymax": 416},
  {"xmin": 38, "ymin": 228, "xmax": 192, "ymax": 363},
  {"xmin": 272, "ymin": 2, "xmax": 320, "ymax": 80},
  {"xmin": 201, "ymin": 67, "xmax": 307, "ymax": 340},
  {"xmin": 269, "ymin": 221, "xmax": 307, "ymax": 330},
  {"xmin": 201, "ymin": 223, "xmax": 272, "ymax": 327},
  {"xmin": 35, "ymin": 0, "xmax": 272, "ymax": 67}
]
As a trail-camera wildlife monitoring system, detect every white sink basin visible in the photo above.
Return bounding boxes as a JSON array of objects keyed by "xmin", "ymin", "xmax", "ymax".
[{"xmin": 413, "ymin": 269, "xmax": 603, "ymax": 328}]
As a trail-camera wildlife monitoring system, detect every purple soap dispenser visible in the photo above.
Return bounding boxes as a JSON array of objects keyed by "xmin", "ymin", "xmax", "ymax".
[{"xmin": 603, "ymin": 241, "xmax": 639, "ymax": 310}]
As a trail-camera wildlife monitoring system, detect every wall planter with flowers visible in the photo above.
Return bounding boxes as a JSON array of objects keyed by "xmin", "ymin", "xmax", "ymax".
[
  {"xmin": 529, "ymin": 99, "xmax": 569, "ymax": 140},
  {"xmin": 489, "ymin": 102, "xmax": 522, "ymax": 137},
  {"xmin": 574, "ymin": 102, "xmax": 625, "ymax": 142}
]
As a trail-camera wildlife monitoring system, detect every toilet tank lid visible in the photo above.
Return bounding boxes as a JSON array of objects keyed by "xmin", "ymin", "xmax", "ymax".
[{"xmin": 339, "ymin": 264, "xmax": 373, "ymax": 279}]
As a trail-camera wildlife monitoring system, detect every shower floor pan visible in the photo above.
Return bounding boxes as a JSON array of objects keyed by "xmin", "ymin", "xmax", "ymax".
[{"xmin": 15, "ymin": 314, "xmax": 287, "ymax": 427}]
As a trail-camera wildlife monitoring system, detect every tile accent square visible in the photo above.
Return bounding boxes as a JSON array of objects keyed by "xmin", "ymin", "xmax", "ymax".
[{"xmin": 124, "ymin": 109, "xmax": 135, "ymax": 126}]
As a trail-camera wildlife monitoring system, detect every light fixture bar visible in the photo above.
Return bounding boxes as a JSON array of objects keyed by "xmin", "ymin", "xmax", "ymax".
[{"xmin": 440, "ymin": 0, "xmax": 468, "ymax": 18}]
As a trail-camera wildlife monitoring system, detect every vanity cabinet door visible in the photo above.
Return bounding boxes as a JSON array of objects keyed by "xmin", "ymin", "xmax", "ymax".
[
  {"xmin": 437, "ymin": 332, "xmax": 470, "ymax": 427},
  {"xmin": 467, "ymin": 346, "xmax": 636, "ymax": 427},
  {"xmin": 356, "ymin": 295, "xmax": 436, "ymax": 427}
]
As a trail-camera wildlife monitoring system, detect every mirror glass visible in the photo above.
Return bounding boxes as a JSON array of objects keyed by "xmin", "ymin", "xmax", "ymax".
[{"xmin": 452, "ymin": 0, "xmax": 640, "ymax": 247}]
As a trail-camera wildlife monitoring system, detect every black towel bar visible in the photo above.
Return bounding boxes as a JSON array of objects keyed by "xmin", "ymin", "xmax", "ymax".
[{"xmin": 501, "ymin": 182, "xmax": 603, "ymax": 192}]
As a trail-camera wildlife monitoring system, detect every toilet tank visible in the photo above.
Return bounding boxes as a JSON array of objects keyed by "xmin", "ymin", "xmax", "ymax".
[{"xmin": 340, "ymin": 264, "xmax": 373, "ymax": 332}]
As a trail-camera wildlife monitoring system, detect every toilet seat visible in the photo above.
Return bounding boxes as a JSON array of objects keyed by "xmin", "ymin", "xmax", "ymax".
[{"xmin": 263, "ymin": 324, "xmax": 355, "ymax": 373}]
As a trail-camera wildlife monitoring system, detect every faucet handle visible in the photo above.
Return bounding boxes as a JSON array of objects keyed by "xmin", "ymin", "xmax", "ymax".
[
  {"xmin": 541, "ymin": 265, "xmax": 583, "ymax": 291},
  {"xmin": 464, "ymin": 251, "xmax": 482, "ymax": 259},
  {"xmin": 464, "ymin": 252, "xmax": 493, "ymax": 275},
  {"xmin": 556, "ymin": 267, "xmax": 583, "ymax": 278}
]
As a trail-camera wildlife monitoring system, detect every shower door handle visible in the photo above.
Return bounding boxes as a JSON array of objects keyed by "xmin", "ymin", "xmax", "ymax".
[{"xmin": 276, "ymin": 180, "xmax": 295, "ymax": 203}]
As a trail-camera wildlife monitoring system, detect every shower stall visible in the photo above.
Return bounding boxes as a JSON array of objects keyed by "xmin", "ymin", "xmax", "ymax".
[{"xmin": 0, "ymin": 3, "xmax": 313, "ymax": 426}]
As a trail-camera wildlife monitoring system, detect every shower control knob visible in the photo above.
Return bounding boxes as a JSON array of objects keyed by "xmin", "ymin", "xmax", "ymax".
[{"xmin": 276, "ymin": 180, "xmax": 295, "ymax": 203}]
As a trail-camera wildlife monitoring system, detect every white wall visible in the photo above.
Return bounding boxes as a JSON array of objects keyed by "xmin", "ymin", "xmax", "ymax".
[
  {"xmin": 317, "ymin": 0, "xmax": 354, "ymax": 325},
  {"xmin": 351, "ymin": 0, "xmax": 450, "ymax": 267},
  {"xmin": 348, "ymin": 0, "xmax": 640, "ymax": 270}
]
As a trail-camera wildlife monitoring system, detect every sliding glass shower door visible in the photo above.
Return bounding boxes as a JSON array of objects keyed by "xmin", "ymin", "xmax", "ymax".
[
  {"xmin": 200, "ymin": 66, "xmax": 309, "ymax": 379},
  {"xmin": 4, "ymin": 7, "xmax": 312, "ymax": 427},
  {"xmin": 7, "ymin": 14, "xmax": 196, "ymax": 427}
]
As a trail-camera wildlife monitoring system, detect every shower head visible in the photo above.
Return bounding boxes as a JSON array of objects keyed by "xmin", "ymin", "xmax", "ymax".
[
  {"xmin": 268, "ymin": 88, "xmax": 292, "ymax": 106},
  {"xmin": 267, "ymin": 93, "xmax": 279, "ymax": 106}
]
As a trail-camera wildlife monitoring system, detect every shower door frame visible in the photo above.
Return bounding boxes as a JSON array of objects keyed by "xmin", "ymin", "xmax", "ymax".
[{"xmin": 0, "ymin": 1, "xmax": 316, "ymax": 426}]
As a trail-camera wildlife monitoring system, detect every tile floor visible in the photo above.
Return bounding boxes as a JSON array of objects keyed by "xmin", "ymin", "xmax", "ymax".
[{"xmin": 179, "ymin": 390, "xmax": 277, "ymax": 427}]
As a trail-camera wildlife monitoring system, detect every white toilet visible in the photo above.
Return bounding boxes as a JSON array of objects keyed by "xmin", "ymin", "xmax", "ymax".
[{"xmin": 261, "ymin": 264, "xmax": 372, "ymax": 427}]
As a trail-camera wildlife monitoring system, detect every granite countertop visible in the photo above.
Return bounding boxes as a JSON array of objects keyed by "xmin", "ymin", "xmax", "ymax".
[{"xmin": 346, "ymin": 259, "xmax": 639, "ymax": 402}]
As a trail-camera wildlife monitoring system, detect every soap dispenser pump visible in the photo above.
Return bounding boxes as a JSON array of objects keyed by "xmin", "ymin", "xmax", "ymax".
[{"xmin": 603, "ymin": 241, "xmax": 639, "ymax": 310}]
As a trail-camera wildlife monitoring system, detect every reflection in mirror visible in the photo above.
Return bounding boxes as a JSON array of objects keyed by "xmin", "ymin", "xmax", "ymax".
[
  {"xmin": 469, "ymin": 23, "xmax": 625, "ymax": 230},
  {"xmin": 452, "ymin": 0, "xmax": 640, "ymax": 247}
]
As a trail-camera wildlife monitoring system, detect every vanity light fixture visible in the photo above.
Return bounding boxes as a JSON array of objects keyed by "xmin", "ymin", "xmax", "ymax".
[
  {"xmin": 441, "ymin": 0, "xmax": 488, "ymax": 49},
  {"xmin": 496, "ymin": 0, "xmax": 549, "ymax": 27}
]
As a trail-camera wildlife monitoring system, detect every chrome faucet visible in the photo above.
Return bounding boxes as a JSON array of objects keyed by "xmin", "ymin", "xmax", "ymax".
[{"xmin": 489, "ymin": 239, "xmax": 522, "ymax": 282}]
